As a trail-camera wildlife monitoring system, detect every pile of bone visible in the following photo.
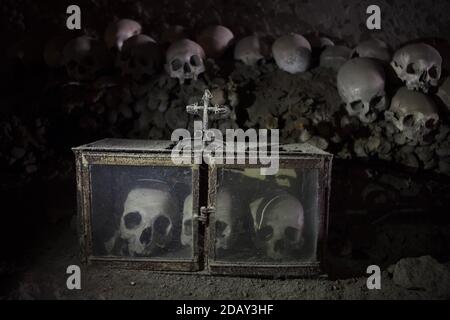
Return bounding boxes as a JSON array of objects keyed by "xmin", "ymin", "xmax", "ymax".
[{"xmin": 42, "ymin": 19, "xmax": 450, "ymax": 175}]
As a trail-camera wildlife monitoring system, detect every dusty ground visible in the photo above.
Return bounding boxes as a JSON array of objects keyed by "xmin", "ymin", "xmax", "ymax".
[{"xmin": 2, "ymin": 217, "xmax": 449, "ymax": 300}]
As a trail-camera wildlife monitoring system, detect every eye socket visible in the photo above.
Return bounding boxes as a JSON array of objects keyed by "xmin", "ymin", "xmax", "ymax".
[
  {"xmin": 428, "ymin": 65, "xmax": 438, "ymax": 79},
  {"xmin": 369, "ymin": 95, "xmax": 384, "ymax": 109},
  {"xmin": 124, "ymin": 211, "xmax": 142, "ymax": 229},
  {"xmin": 406, "ymin": 63, "xmax": 416, "ymax": 74},
  {"xmin": 171, "ymin": 59, "xmax": 182, "ymax": 71},
  {"xmin": 425, "ymin": 118, "xmax": 437, "ymax": 129},
  {"xmin": 350, "ymin": 100, "xmax": 364, "ymax": 112},
  {"xmin": 285, "ymin": 226, "xmax": 301, "ymax": 242},
  {"xmin": 257, "ymin": 225, "xmax": 274, "ymax": 241},
  {"xmin": 154, "ymin": 215, "xmax": 171, "ymax": 234},
  {"xmin": 190, "ymin": 55, "xmax": 201, "ymax": 67},
  {"xmin": 215, "ymin": 220, "xmax": 228, "ymax": 238},
  {"xmin": 183, "ymin": 219, "xmax": 193, "ymax": 236},
  {"xmin": 84, "ymin": 56, "xmax": 94, "ymax": 66},
  {"xmin": 403, "ymin": 114, "xmax": 415, "ymax": 127}
]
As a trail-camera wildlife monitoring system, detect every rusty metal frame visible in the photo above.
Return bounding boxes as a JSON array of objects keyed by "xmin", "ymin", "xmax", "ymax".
[
  {"xmin": 73, "ymin": 149, "xmax": 201, "ymax": 272},
  {"xmin": 73, "ymin": 140, "xmax": 332, "ymax": 277},
  {"xmin": 206, "ymin": 154, "xmax": 332, "ymax": 277}
]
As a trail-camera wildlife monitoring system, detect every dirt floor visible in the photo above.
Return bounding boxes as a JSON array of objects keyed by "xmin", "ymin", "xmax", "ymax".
[{"xmin": 2, "ymin": 216, "xmax": 449, "ymax": 300}]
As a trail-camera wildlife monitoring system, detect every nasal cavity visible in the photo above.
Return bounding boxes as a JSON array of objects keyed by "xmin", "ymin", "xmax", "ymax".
[
  {"xmin": 139, "ymin": 227, "xmax": 153, "ymax": 245},
  {"xmin": 184, "ymin": 63, "xmax": 191, "ymax": 73}
]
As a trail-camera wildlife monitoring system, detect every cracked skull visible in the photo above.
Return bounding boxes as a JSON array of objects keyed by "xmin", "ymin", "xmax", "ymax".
[
  {"xmin": 391, "ymin": 43, "xmax": 442, "ymax": 92},
  {"xmin": 250, "ymin": 192, "xmax": 304, "ymax": 260},
  {"xmin": 119, "ymin": 34, "xmax": 162, "ymax": 83},
  {"xmin": 165, "ymin": 39, "xmax": 205, "ymax": 84},
  {"xmin": 119, "ymin": 186, "xmax": 178, "ymax": 256},
  {"xmin": 385, "ymin": 87, "xmax": 439, "ymax": 142},
  {"xmin": 337, "ymin": 58, "xmax": 386, "ymax": 123},
  {"xmin": 272, "ymin": 33, "xmax": 312, "ymax": 74}
]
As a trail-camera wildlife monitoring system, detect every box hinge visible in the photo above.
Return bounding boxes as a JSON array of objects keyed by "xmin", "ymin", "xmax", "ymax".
[{"xmin": 196, "ymin": 206, "xmax": 215, "ymax": 223}]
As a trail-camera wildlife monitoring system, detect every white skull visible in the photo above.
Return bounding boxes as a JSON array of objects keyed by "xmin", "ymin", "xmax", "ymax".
[
  {"xmin": 62, "ymin": 35, "xmax": 110, "ymax": 81},
  {"xmin": 385, "ymin": 87, "xmax": 439, "ymax": 142},
  {"xmin": 250, "ymin": 192, "xmax": 304, "ymax": 260},
  {"xmin": 391, "ymin": 43, "xmax": 442, "ymax": 92},
  {"xmin": 272, "ymin": 33, "xmax": 312, "ymax": 74},
  {"xmin": 352, "ymin": 39, "xmax": 390, "ymax": 62},
  {"xmin": 104, "ymin": 19, "xmax": 142, "ymax": 52},
  {"xmin": 119, "ymin": 186, "xmax": 178, "ymax": 256},
  {"xmin": 181, "ymin": 193, "xmax": 193, "ymax": 247},
  {"xmin": 215, "ymin": 188, "xmax": 245, "ymax": 251},
  {"xmin": 119, "ymin": 34, "xmax": 162, "ymax": 83},
  {"xmin": 234, "ymin": 35, "xmax": 264, "ymax": 66},
  {"xmin": 165, "ymin": 39, "xmax": 205, "ymax": 84},
  {"xmin": 319, "ymin": 45, "xmax": 351, "ymax": 71},
  {"xmin": 196, "ymin": 25, "xmax": 234, "ymax": 59},
  {"xmin": 337, "ymin": 58, "xmax": 386, "ymax": 123}
]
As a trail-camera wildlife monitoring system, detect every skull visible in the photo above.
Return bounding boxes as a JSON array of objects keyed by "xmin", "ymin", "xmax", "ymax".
[
  {"xmin": 337, "ymin": 58, "xmax": 386, "ymax": 123},
  {"xmin": 352, "ymin": 39, "xmax": 391, "ymax": 62},
  {"xmin": 62, "ymin": 35, "xmax": 110, "ymax": 81},
  {"xmin": 119, "ymin": 186, "xmax": 179, "ymax": 256},
  {"xmin": 104, "ymin": 19, "xmax": 142, "ymax": 52},
  {"xmin": 215, "ymin": 187, "xmax": 245, "ymax": 251},
  {"xmin": 165, "ymin": 39, "xmax": 205, "ymax": 84},
  {"xmin": 234, "ymin": 35, "xmax": 264, "ymax": 66},
  {"xmin": 119, "ymin": 34, "xmax": 162, "ymax": 83},
  {"xmin": 250, "ymin": 192, "xmax": 304, "ymax": 260},
  {"xmin": 272, "ymin": 33, "xmax": 312, "ymax": 74},
  {"xmin": 319, "ymin": 45, "xmax": 351, "ymax": 71},
  {"xmin": 196, "ymin": 25, "xmax": 234, "ymax": 59},
  {"xmin": 391, "ymin": 43, "xmax": 442, "ymax": 92},
  {"xmin": 385, "ymin": 87, "xmax": 439, "ymax": 142},
  {"xmin": 181, "ymin": 193, "xmax": 193, "ymax": 247}
]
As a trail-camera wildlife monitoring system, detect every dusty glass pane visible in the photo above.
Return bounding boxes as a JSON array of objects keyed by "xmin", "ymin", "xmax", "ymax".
[
  {"xmin": 214, "ymin": 168, "xmax": 319, "ymax": 263},
  {"xmin": 90, "ymin": 165, "xmax": 194, "ymax": 260}
]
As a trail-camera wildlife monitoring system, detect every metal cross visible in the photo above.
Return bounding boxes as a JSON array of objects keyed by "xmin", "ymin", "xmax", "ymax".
[{"xmin": 186, "ymin": 89, "xmax": 230, "ymax": 132}]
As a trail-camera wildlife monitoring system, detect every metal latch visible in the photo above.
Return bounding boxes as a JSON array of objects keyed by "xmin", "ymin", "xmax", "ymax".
[{"xmin": 195, "ymin": 206, "xmax": 215, "ymax": 223}]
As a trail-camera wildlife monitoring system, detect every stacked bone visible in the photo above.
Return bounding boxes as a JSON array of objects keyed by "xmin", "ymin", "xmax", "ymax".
[{"xmin": 33, "ymin": 18, "xmax": 450, "ymax": 178}]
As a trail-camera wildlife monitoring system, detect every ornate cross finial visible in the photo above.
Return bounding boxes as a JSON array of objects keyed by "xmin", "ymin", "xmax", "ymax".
[{"xmin": 186, "ymin": 89, "xmax": 230, "ymax": 132}]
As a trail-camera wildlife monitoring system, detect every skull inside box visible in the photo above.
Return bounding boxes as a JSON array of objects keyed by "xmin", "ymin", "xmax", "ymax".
[{"xmin": 73, "ymin": 138, "xmax": 332, "ymax": 277}]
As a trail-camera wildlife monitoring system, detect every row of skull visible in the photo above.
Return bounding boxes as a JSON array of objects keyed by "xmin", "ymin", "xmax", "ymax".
[{"xmin": 114, "ymin": 184, "xmax": 304, "ymax": 260}]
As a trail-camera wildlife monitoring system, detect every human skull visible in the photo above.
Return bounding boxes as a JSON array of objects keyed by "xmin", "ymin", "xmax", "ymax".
[
  {"xmin": 250, "ymin": 192, "xmax": 304, "ymax": 260},
  {"xmin": 215, "ymin": 187, "xmax": 246, "ymax": 251},
  {"xmin": 119, "ymin": 34, "xmax": 162, "ymax": 83},
  {"xmin": 352, "ymin": 39, "xmax": 390, "ymax": 62},
  {"xmin": 391, "ymin": 43, "xmax": 442, "ymax": 92},
  {"xmin": 385, "ymin": 87, "xmax": 439, "ymax": 142},
  {"xmin": 319, "ymin": 45, "xmax": 351, "ymax": 71},
  {"xmin": 119, "ymin": 186, "xmax": 179, "ymax": 256},
  {"xmin": 181, "ymin": 193, "xmax": 193, "ymax": 247},
  {"xmin": 165, "ymin": 39, "xmax": 205, "ymax": 84},
  {"xmin": 62, "ymin": 35, "xmax": 110, "ymax": 81},
  {"xmin": 104, "ymin": 19, "xmax": 142, "ymax": 52},
  {"xmin": 272, "ymin": 33, "xmax": 312, "ymax": 74},
  {"xmin": 196, "ymin": 25, "xmax": 234, "ymax": 59},
  {"xmin": 337, "ymin": 58, "xmax": 386, "ymax": 123},
  {"xmin": 234, "ymin": 35, "xmax": 264, "ymax": 66}
]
